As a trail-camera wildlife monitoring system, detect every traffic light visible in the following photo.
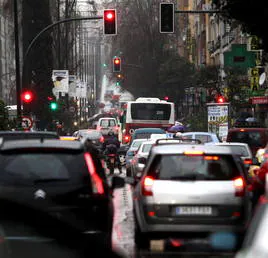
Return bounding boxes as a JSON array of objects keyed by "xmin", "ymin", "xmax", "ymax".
[
  {"xmin": 116, "ymin": 81, "xmax": 120, "ymax": 87},
  {"xmin": 113, "ymin": 57, "xmax": 121, "ymax": 72},
  {"xmin": 49, "ymin": 101, "xmax": 58, "ymax": 111},
  {"xmin": 103, "ymin": 9, "xmax": 117, "ymax": 35},
  {"xmin": 21, "ymin": 90, "xmax": 33, "ymax": 103},
  {"xmin": 164, "ymin": 96, "xmax": 169, "ymax": 101},
  {"xmin": 216, "ymin": 95, "xmax": 226, "ymax": 103},
  {"xmin": 160, "ymin": 3, "xmax": 174, "ymax": 33}
]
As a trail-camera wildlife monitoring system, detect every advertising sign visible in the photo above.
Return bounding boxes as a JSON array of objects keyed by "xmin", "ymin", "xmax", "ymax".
[
  {"xmin": 207, "ymin": 103, "xmax": 229, "ymax": 140},
  {"xmin": 68, "ymin": 75, "xmax": 77, "ymax": 97},
  {"xmin": 52, "ymin": 70, "xmax": 69, "ymax": 93}
]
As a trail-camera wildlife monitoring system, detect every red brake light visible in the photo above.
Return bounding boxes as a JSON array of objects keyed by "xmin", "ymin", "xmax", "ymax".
[
  {"xmin": 184, "ymin": 151, "xmax": 204, "ymax": 156},
  {"xmin": 243, "ymin": 158, "xmax": 252, "ymax": 165},
  {"xmin": 84, "ymin": 153, "xmax": 104, "ymax": 195},
  {"xmin": 204, "ymin": 156, "xmax": 219, "ymax": 161},
  {"xmin": 124, "ymin": 135, "xmax": 130, "ymax": 142},
  {"xmin": 142, "ymin": 176, "xmax": 154, "ymax": 196},
  {"xmin": 100, "ymin": 136, "xmax": 104, "ymax": 143},
  {"xmin": 233, "ymin": 176, "xmax": 245, "ymax": 197}
]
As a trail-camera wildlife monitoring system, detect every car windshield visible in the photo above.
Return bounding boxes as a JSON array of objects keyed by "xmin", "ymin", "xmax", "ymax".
[
  {"xmin": 151, "ymin": 155, "xmax": 239, "ymax": 180},
  {"xmin": 100, "ymin": 119, "xmax": 116, "ymax": 127},
  {"xmin": 131, "ymin": 141, "xmax": 143, "ymax": 148},
  {"xmin": 0, "ymin": 152, "xmax": 88, "ymax": 185}
]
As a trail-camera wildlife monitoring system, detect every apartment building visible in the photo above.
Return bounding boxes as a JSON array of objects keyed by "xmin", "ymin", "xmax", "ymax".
[{"xmin": 0, "ymin": 1, "xmax": 16, "ymax": 104}]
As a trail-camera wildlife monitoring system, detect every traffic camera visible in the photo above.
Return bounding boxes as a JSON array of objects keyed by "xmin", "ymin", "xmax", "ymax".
[
  {"xmin": 159, "ymin": 3, "xmax": 174, "ymax": 33},
  {"xmin": 103, "ymin": 9, "xmax": 117, "ymax": 35}
]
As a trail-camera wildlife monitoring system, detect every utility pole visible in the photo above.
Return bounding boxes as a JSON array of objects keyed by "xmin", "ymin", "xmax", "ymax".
[{"xmin": 13, "ymin": 0, "xmax": 22, "ymax": 125}]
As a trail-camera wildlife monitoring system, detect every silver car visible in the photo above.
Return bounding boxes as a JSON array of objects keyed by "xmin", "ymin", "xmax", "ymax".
[{"xmin": 133, "ymin": 143, "xmax": 251, "ymax": 250}]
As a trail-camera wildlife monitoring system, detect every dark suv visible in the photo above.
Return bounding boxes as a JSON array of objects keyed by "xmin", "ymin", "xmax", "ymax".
[{"xmin": 0, "ymin": 139, "xmax": 114, "ymax": 247}]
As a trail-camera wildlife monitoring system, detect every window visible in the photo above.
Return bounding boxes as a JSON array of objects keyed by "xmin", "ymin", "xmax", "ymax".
[
  {"xmin": 131, "ymin": 103, "xmax": 171, "ymax": 120},
  {"xmin": 132, "ymin": 141, "xmax": 143, "ymax": 148},
  {"xmin": 196, "ymin": 134, "xmax": 212, "ymax": 143},
  {"xmin": 100, "ymin": 119, "xmax": 116, "ymax": 128},
  {"xmin": 142, "ymin": 143, "xmax": 153, "ymax": 153},
  {"xmin": 151, "ymin": 154, "xmax": 239, "ymax": 180},
  {"xmin": 230, "ymin": 131, "xmax": 262, "ymax": 147},
  {"xmin": 0, "ymin": 152, "xmax": 89, "ymax": 185}
]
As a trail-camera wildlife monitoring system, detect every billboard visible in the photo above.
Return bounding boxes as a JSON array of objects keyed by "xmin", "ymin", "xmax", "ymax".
[{"xmin": 52, "ymin": 70, "xmax": 69, "ymax": 93}]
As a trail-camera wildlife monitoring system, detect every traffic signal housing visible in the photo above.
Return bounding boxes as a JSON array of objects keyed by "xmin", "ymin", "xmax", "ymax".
[
  {"xmin": 21, "ymin": 90, "xmax": 34, "ymax": 104},
  {"xmin": 103, "ymin": 9, "xmax": 117, "ymax": 35},
  {"xmin": 160, "ymin": 3, "xmax": 174, "ymax": 33},
  {"xmin": 113, "ymin": 57, "xmax": 121, "ymax": 72}
]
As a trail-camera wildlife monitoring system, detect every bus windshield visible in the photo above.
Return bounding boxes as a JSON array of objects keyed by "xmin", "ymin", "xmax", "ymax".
[{"xmin": 130, "ymin": 103, "xmax": 171, "ymax": 120}]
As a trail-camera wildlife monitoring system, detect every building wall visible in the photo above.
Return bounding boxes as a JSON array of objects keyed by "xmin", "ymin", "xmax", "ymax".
[{"xmin": 0, "ymin": 1, "xmax": 16, "ymax": 104}]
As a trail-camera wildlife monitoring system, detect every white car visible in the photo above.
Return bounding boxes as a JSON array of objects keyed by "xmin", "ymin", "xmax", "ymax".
[
  {"xmin": 96, "ymin": 117, "xmax": 119, "ymax": 137},
  {"xmin": 181, "ymin": 132, "xmax": 220, "ymax": 145}
]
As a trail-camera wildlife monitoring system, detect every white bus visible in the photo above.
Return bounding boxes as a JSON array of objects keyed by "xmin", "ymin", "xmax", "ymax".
[{"xmin": 121, "ymin": 97, "xmax": 175, "ymax": 143}]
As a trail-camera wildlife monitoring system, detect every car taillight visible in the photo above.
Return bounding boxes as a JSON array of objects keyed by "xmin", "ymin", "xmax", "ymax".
[
  {"xmin": 243, "ymin": 158, "xmax": 252, "ymax": 165},
  {"xmin": 142, "ymin": 176, "xmax": 154, "ymax": 196},
  {"xmin": 124, "ymin": 135, "xmax": 130, "ymax": 142},
  {"xmin": 84, "ymin": 153, "xmax": 104, "ymax": 195},
  {"xmin": 99, "ymin": 136, "xmax": 104, "ymax": 143},
  {"xmin": 233, "ymin": 176, "xmax": 245, "ymax": 197}
]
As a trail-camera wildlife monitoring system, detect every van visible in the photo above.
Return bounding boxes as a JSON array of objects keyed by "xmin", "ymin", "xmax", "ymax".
[
  {"xmin": 130, "ymin": 128, "xmax": 166, "ymax": 144},
  {"xmin": 226, "ymin": 128, "xmax": 268, "ymax": 156},
  {"xmin": 96, "ymin": 117, "xmax": 119, "ymax": 138}
]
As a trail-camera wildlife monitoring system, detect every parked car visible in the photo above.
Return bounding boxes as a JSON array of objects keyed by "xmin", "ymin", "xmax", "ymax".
[
  {"xmin": 133, "ymin": 142, "xmax": 252, "ymax": 250},
  {"xmin": 181, "ymin": 132, "xmax": 220, "ymax": 144},
  {"xmin": 126, "ymin": 139, "xmax": 147, "ymax": 177},
  {"xmin": 0, "ymin": 139, "xmax": 116, "ymax": 248},
  {"xmin": 96, "ymin": 117, "xmax": 119, "ymax": 138},
  {"xmin": 227, "ymin": 127, "xmax": 268, "ymax": 156}
]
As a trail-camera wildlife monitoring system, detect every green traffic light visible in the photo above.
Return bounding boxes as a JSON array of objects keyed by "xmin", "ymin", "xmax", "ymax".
[
  {"xmin": 50, "ymin": 102, "xmax": 58, "ymax": 110},
  {"xmin": 116, "ymin": 81, "xmax": 120, "ymax": 86}
]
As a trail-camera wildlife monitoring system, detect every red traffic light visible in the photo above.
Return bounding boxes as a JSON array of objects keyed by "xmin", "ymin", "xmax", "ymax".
[
  {"xmin": 22, "ymin": 91, "xmax": 33, "ymax": 103},
  {"xmin": 217, "ymin": 96, "xmax": 225, "ymax": 103},
  {"xmin": 114, "ymin": 58, "xmax": 120, "ymax": 65},
  {"xmin": 164, "ymin": 96, "xmax": 169, "ymax": 101},
  {"xmin": 103, "ymin": 9, "xmax": 117, "ymax": 35}
]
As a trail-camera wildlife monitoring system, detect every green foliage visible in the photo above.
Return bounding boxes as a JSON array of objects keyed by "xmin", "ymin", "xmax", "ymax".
[
  {"xmin": 0, "ymin": 100, "xmax": 9, "ymax": 130},
  {"xmin": 186, "ymin": 107, "xmax": 207, "ymax": 132}
]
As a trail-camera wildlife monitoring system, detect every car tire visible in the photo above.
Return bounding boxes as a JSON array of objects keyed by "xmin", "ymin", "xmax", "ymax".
[
  {"xmin": 134, "ymin": 215, "xmax": 149, "ymax": 250},
  {"xmin": 126, "ymin": 168, "xmax": 132, "ymax": 177}
]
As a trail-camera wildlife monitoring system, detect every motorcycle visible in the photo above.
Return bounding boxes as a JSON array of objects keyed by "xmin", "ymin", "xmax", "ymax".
[{"xmin": 106, "ymin": 153, "xmax": 117, "ymax": 175}]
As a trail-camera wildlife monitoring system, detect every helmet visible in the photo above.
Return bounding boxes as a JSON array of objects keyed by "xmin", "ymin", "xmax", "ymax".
[{"xmin": 108, "ymin": 130, "xmax": 114, "ymax": 136}]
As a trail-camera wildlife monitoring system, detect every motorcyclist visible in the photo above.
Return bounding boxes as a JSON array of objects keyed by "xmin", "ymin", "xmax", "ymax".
[{"xmin": 103, "ymin": 130, "xmax": 122, "ymax": 173}]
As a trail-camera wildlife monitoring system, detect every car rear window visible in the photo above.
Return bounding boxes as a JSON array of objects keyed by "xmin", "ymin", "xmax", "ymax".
[
  {"xmin": 223, "ymin": 145, "xmax": 250, "ymax": 157},
  {"xmin": 80, "ymin": 131, "xmax": 101, "ymax": 139},
  {"xmin": 229, "ymin": 131, "xmax": 262, "ymax": 147},
  {"xmin": 0, "ymin": 152, "xmax": 89, "ymax": 185},
  {"xmin": 149, "ymin": 154, "xmax": 240, "ymax": 180},
  {"xmin": 142, "ymin": 143, "xmax": 153, "ymax": 153},
  {"xmin": 195, "ymin": 135, "xmax": 213, "ymax": 143}
]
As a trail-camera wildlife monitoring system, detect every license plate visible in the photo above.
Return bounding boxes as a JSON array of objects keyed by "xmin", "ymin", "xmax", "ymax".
[{"xmin": 175, "ymin": 206, "xmax": 212, "ymax": 215}]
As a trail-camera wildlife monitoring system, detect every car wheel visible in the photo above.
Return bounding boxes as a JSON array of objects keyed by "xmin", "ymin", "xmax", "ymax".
[
  {"xmin": 134, "ymin": 216, "xmax": 149, "ymax": 250},
  {"xmin": 126, "ymin": 167, "xmax": 132, "ymax": 177}
]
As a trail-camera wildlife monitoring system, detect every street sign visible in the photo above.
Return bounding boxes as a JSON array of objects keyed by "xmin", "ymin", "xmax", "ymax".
[
  {"xmin": 22, "ymin": 116, "xmax": 33, "ymax": 129},
  {"xmin": 69, "ymin": 106, "xmax": 76, "ymax": 113}
]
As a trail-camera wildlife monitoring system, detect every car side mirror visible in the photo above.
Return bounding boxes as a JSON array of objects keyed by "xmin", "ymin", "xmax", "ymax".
[{"xmin": 111, "ymin": 175, "xmax": 125, "ymax": 190}]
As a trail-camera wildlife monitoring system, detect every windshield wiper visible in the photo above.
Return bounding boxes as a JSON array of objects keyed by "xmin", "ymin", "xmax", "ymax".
[{"xmin": 34, "ymin": 178, "xmax": 69, "ymax": 184}]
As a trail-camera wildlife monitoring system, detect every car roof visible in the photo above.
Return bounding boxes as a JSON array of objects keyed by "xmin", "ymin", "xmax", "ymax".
[
  {"xmin": 150, "ymin": 144, "xmax": 236, "ymax": 155},
  {"xmin": 182, "ymin": 132, "xmax": 217, "ymax": 136},
  {"xmin": 0, "ymin": 139, "xmax": 84, "ymax": 152},
  {"xmin": 228, "ymin": 128, "xmax": 268, "ymax": 132},
  {"xmin": 0, "ymin": 131, "xmax": 59, "ymax": 137},
  {"xmin": 214, "ymin": 142, "xmax": 249, "ymax": 147},
  {"xmin": 134, "ymin": 128, "xmax": 165, "ymax": 133}
]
